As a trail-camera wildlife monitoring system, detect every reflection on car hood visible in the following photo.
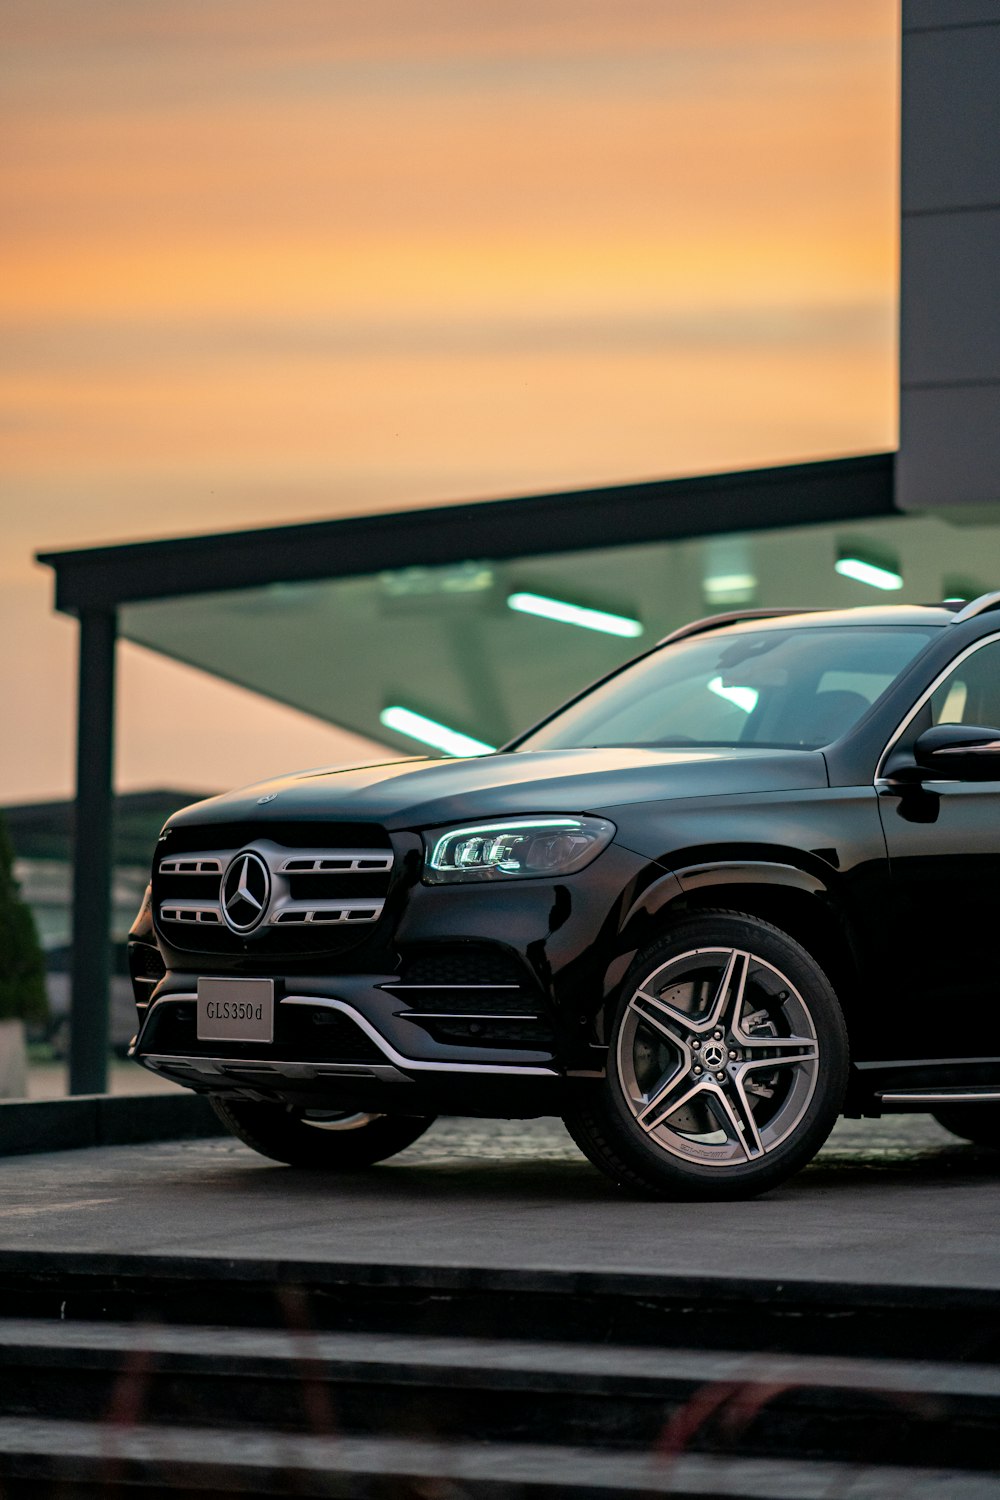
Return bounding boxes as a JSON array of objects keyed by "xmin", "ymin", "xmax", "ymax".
[{"xmin": 167, "ymin": 746, "xmax": 829, "ymax": 832}]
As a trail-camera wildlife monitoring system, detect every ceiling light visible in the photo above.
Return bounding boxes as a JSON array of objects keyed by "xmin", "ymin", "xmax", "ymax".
[
  {"xmin": 379, "ymin": 706, "xmax": 495, "ymax": 758},
  {"xmin": 834, "ymin": 557, "xmax": 903, "ymax": 591},
  {"xmin": 703, "ymin": 572, "xmax": 757, "ymax": 606},
  {"xmin": 506, "ymin": 592, "xmax": 642, "ymax": 638}
]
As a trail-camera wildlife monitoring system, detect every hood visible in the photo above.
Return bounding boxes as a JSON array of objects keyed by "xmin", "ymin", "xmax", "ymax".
[{"xmin": 166, "ymin": 745, "xmax": 828, "ymax": 833}]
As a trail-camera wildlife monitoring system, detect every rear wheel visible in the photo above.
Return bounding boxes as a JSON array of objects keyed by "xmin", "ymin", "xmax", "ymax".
[
  {"xmin": 211, "ymin": 1098, "xmax": 435, "ymax": 1167},
  {"xmin": 932, "ymin": 1104, "xmax": 1000, "ymax": 1148},
  {"xmin": 564, "ymin": 912, "xmax": 848, "ymax": 1200}
]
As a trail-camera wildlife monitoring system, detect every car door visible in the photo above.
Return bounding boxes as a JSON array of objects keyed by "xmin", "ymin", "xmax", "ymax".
[{"xmin": 877, "ymin": 633, "xmax": 1000, "ymax": 1061}]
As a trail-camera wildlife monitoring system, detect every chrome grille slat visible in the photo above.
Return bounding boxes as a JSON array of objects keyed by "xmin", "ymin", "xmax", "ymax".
[
  {"xmin": 278, "ymin": 850, "xmax": 393, "ymax": 874},
  {"xmin": 270, "ymin": 899, "xmax": 386, "ymax": 926},
  {"xmin": 159, "ymin": 855, "xmax": 224, "ymax": 875},
  {"xmin": 403, "ymin": 1012, "xmax": 540, "ymax": 1021},
  {"xmin": 160, "ymin": 903, "xmax": 224, "ymax": 924},
  {"xmin": 155, "ymin": 837, "xmax": 394, "ymax": 940}
]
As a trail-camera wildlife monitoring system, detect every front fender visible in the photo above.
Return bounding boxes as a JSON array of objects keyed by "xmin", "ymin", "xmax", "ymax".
[
  {"xmin": 675, "ymin": 859, "xmax": 827, "ymax": 899},
  {"xmin": 608, "ymin": 856, "xmax": 837, "ymax": 1004},
  {"xmin": 619, "ymin": 858, "xmax": 829, "ymax": 936}
]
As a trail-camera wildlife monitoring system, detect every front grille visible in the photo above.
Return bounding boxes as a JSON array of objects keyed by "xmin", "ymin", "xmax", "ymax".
[
  {"xmin": 141, "ymin": 1000, "xmax": 386, "ymax": 1064},
  {"xmin": 153, "ymin": 826, "xmax": 394, "ymax": 956}
]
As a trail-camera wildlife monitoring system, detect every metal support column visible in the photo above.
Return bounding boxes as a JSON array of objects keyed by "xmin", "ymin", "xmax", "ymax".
[{"xmin": 69, "ymin": 608, "xmax": 117, "ymax": 1095}]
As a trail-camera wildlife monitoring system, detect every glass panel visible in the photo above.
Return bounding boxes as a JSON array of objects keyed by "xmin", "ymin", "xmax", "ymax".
[
  {"xmin": 119, "ymin": 511, "xmax": 1000, "ymax": 758},
  {"xmin": 931, "ymin": 640, "xmax": 1000, "ymax": 729},
  {"xmin": 519, "ymin": 627, "xmax": 936, "ymax": 752}
]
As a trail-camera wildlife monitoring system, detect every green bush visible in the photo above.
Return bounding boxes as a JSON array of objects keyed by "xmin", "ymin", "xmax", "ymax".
[{"xmin": 0, "ymin": 811, "xmax": 48, "ymax": 1025}]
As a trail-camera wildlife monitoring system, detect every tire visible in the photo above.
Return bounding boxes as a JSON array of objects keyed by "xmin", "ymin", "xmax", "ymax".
[
  {"xmin": 564, "ymin": 911, "xmax": 849, "ymax": 1200},
  {"xmin": 211, "ymin": 1098, "xmax": 435, "ymax": 1168},
  {"xmin": 932, "ymin": 1104, "xmax": 1000, "ymax": 1148}
]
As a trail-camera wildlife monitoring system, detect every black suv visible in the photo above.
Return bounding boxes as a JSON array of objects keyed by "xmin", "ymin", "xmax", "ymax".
[{"xmin": 130, "ymin": 596, "xmax": 1000, "ymax": 1198}]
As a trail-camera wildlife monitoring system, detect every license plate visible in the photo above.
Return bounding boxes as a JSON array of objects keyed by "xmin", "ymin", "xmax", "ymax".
[{"xmin": 197, "ymin": 977, "xmax": 274, "ymax": 1043}]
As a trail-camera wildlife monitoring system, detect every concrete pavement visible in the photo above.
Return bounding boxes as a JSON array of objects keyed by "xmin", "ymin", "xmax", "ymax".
[{"xmin": 0, "ymin": 1113, "xmax": 996, "ymax": 1291}]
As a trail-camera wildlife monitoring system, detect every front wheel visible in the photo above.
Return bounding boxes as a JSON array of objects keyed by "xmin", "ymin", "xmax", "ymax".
[
  {"xmin": 564, "ymin": 912, "xmax": 849, "ymax": 1200},
  {"xmin": 211, "ymin": 1098, "xmax": 435, "ymax": 1168}
]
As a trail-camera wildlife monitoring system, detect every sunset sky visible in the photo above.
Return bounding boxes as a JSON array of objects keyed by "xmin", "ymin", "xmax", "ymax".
[{"xmin": 1, "ymin": 0, "xmax": 899, "ymax": 803}]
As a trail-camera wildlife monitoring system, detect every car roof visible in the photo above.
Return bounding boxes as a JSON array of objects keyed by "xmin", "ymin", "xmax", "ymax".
[{"xmin": 658, "ymin": 603, "xmax": 956, "ymax": 648}]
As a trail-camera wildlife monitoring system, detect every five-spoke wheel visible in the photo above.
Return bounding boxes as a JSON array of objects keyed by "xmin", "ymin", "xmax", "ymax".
[{"xmin": 565, "ymin": 912, "xmax": 848, "ymax": 1199}]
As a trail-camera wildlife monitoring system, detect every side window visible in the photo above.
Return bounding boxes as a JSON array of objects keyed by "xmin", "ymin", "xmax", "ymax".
[{"xmin": 931, "ymin": 639, "xmax": 1000, "ymax": 729}]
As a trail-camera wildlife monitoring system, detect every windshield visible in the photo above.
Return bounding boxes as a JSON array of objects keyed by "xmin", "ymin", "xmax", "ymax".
[{"xmin": 517, "ymin": 626, "xmax": 936, "ymax": 752}]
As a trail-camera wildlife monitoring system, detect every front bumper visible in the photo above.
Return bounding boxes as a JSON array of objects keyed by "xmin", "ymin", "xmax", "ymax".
[
  {"xmin": 133, "ymin": 987, "xmax": 590, "ymax": 1117},
  {"xmin": 133, "ymin": 839, "xmax": 654, "ymax": 1111}
]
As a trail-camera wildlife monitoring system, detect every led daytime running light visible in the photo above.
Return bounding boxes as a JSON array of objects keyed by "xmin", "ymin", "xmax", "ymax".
[
  {"xmin": 428, "ymin": 817, "xmax": 581, "ymax": 870},
  {"xmin": 424, "ymin": 816, "xmax": 615, "ymax": 883}
]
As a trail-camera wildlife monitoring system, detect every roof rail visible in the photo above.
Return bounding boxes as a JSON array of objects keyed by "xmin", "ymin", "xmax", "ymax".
[
  {"xmin": 949, "ymin": 591, "xmax": 1000, "ymax": 624},
  {"xmin": 656, "ymin": 607, "xmax": 822, "ymax": 648}
]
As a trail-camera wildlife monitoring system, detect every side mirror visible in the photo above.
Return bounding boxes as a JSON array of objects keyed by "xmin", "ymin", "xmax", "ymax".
[{"xmin": 912, "ymin": 723, "xmax": 1000, "ymax": 781}]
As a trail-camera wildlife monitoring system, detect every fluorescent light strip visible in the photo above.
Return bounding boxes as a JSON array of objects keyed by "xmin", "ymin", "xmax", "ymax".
[
  {"xmin": 507, "ymin": 592, "xmax": 642, "ymax": 638},
  {"xmin": 380, "ymin": 706, "xmax": 495, "ymax": 758},
  {"xmin": 703, "ymin": 573, "xmax": 757, "ymax": 603},
  {"xmin": 835, "ymin": 557, "xmax": 903, "ymax": 591}
]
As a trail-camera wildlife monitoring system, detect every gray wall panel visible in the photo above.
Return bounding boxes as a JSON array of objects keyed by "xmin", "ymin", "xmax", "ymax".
[
  {"xmin": 904, "ymin": 1, "xmax": 1000, "ymax": 30},
  {"xmin": 899, "ymin": 385, "xmax": 1000, "ymax": 507},
  {"xmin": 902, "ymin": 24, "xmax": 1000, "ymax": 212},
  {"xmin": 901, "ymin": 209, "xmax": 1000, "ymax": 383},
  {"xmin": 898, "ymin": 4, "xmax": 1000, "ymax": 513}
]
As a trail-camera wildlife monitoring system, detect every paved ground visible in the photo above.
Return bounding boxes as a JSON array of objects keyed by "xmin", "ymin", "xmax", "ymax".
[{"xmin": 0, "ymin": 1113, "xmax": 997, "ymax": 1289}]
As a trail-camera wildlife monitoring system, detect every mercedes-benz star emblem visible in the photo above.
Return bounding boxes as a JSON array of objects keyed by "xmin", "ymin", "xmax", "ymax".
[
  {"xmin": 702, "ymin": 1042, "xmax": 727, "ymax": 1070},
  {"xmin": 221, "ymin": 851, "xmax": 271, "ymax": 933}
]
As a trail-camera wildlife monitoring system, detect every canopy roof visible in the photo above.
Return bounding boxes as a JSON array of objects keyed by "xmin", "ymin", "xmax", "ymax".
[{"xmin": 39, "ymin": 455, "xmax": 899, "ymax": 755}]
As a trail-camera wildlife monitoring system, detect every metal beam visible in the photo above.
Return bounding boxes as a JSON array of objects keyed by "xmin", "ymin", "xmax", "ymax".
[
  {"xmin": 37, "ymin": 454, "xmax": 897, "ymax": 616},
  {"xmin": 69, "ymin": 609, "xmax": 117, "ymax": 1096}
]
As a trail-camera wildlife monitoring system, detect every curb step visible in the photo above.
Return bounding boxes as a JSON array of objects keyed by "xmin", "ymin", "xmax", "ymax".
[
  {"xmin": 0, "ymin": 1419, "xmax": 995, "ymax": 1499},
  {"xmin": 0, "ymin": 1318, "xmax": 998, "ymax": 1473},
  {"xmin": 0, "ymin": 1252, "xmax": 998, "ymax": 1363},
  {"xmin": 4, "ymin": 1317, "xmax": 1000, "ymax": 1399},
  {"xmin": 0, "ymin": 1256, "xmax": 997, "ymax": 1498}
]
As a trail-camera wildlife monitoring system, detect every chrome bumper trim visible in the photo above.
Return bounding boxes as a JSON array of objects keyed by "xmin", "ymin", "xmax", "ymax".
[
  {"xmin": 136, "ymin": 991, "xmax": 558, "ymax": 1078},
  {"xmin": 142, "ymin": 1054, "xmax": 409, "ymax": 1084},
  {"xmin": 281, "ymin": 995, "xmax": 557, "ymax": 1075}
]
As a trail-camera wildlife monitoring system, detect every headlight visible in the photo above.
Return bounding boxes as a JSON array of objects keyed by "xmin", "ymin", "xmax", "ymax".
[{"xmin": 423, "ymin": 816, "xmax": 616, "ymax": 883}]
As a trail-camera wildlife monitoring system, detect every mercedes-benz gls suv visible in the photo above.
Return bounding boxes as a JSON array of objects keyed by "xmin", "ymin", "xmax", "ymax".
[{"xmin": 129, "ymin": 594, "xmax": 1000, "ymax": 1198}]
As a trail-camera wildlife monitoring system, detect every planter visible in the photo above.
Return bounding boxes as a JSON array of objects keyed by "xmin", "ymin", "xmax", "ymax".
[{"xmin": 0, "ymin": 1020, "xmax": 28, "ymax": 1100}]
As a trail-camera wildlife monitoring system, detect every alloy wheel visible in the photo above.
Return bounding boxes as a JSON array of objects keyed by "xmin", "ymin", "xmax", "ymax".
[{"xmin": 616, "ymin": 945, "xmax": 820, "ymax": 1169}]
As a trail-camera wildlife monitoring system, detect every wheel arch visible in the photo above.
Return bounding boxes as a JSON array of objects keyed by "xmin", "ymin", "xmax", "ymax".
[{"xmin": 605, "ymin": 862, "xmax": 861, "ymax": 1043}]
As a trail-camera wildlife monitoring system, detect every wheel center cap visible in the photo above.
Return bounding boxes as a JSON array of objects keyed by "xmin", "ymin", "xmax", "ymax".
[{"xmin": 701, "ymin": 1041, "xmax": 727, "ymax": 1070}]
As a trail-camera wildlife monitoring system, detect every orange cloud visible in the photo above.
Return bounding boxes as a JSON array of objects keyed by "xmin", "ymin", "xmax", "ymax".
[{"xmin": 1, "ymin": 0, "xmax": 899, "ymax": 800}]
